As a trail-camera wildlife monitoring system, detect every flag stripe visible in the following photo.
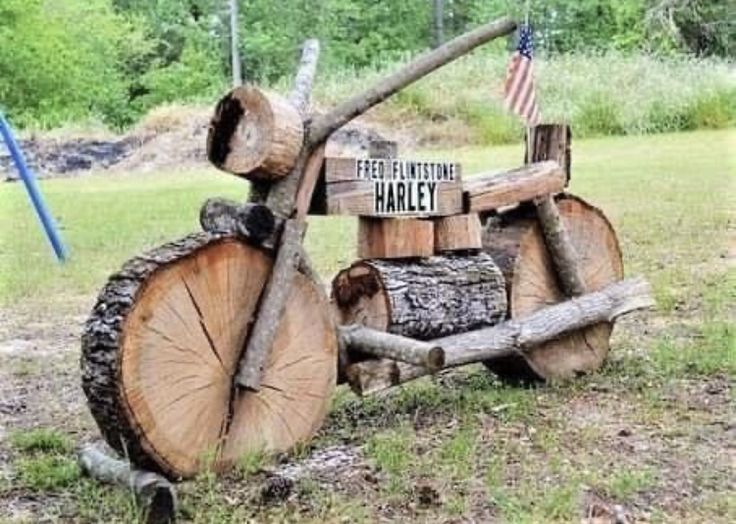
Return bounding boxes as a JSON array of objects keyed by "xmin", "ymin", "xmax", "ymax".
[{"xmin": 503, "ymin": 25, "xmax": 541, "ymax": 126}]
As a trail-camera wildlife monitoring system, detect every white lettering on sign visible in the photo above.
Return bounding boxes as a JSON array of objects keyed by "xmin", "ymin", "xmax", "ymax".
[{"xmin": 354, "ymin": 159, "xmax": 457, "ymax": 215}]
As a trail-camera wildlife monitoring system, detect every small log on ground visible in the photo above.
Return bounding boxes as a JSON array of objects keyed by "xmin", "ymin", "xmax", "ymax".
[
  {"xmin": 199, "ymin": 197, "xmax": 276, "ymax": 243},
  {"xmin": 524, "ymin": 124, "xmax": 571, "ymax": 184},
  {"xmin": 333, "ymin": 253, "xmax": 507, "ymax": 341},
  {"xmin": 345, "ymin": 277, "xmax": 653, "ymax": 395},
  {"xmin": 433, "ymin": 213, "xmax": 482, "ymax": 252},
  {"xmin": 464, "ymin": 161, "xmax": 565, "ymax": 213},
  {"xmin": 78, "ymin": 443, "xmax": 176, "ymax": 524},
  {"xmin": 357, "ymin": 217, "xmax": 435, "ymax": 259},
  {"xmin": 207, "ymin": 86, "xmax": 304, "ymax": 180},
  {"xmin": 339, "ymin": 324, "xmax": 444, "ymax": 370},
  {"xmin": 483, "ymin": 194, "xmax": 623, "ymax": 381}
]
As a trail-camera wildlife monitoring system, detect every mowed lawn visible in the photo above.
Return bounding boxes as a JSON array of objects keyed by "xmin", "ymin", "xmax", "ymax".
[{"xmin": 0, "ymin": 129, "xmax": 734, "ymax": 523}]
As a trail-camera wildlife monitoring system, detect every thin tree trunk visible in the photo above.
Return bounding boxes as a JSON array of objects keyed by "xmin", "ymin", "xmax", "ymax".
[{"xmin": 230, "ymin": 0, "xmax": 242, "ymax": 86}]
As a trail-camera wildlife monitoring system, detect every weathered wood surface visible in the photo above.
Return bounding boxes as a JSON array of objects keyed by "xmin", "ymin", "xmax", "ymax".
[
  {"xmin": 345, "ymin": 277, "xmax": 653, "ymax": 395},
  {"xmin": 333, "ymin": 253, "xmax": 507, "ymax": 340},
  {"xmin": 483, "ymin": 194, "xmax": 624, "ymax": 381},
  {"xmin": 236, "ymin": 219, "xmax": 307, "ymax": 389},
  {"xmin": 464, "ymin": 161, "xmax": 565, "ymax": 213},
  {"xmin": 81, "ymin": 233, "xmax": 336, "ymax": 479},
  {"xmin": 433, "ymin": 213, "xmax": 482, "ymax": 252},
  {"xmin": 357, "ymin": 217, "xmax": 435, "ymax": 259},
  {"xmin": 324, "ymin": 157, "xmax": 463, "ymax": 216},
  {"xmin": 339, "ymin": 324, "xmax": 444, "ymax": 370},
  {"xmin": 199, "ymin": 197, "xmax": 276, "ymax": 243},
  {"xmin": 525, "ymin": 124, "xmax": 571, "ymax": 184},
  {"xmin": 533, "ymin": 194, "xmax": 587, "ymax": 296},
  {"xmin": 206, "ymin": 86, "xmax": 304, "ymax": 180},
  {"xmin": 78, "ymin": 443, "xmax": 177, "ymax": 524},
  {"xmin": 308, "ymin": 17, "xmax": 516, "ymax": 146}
]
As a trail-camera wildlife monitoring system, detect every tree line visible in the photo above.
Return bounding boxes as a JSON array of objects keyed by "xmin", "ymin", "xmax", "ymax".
[{"xmin": 0, "ymin": 0, "xmax": 731, "ymax": 129}]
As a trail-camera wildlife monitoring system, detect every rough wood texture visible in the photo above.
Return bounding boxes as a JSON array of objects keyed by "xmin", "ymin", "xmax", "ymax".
[
  {"xmin": 207, "ymin": 86, "xmax": 304, "ymax": 180},
  {"xmin": 483, "ymin": 194, "xmax": 624, "ymax": 381},
  {"xmin": 236, "ymin": 219, "xmax": 306, "ymax": 390},
  {"xmin": 525, "ymin": 124, "xmax": 571, "ymax": 184},
  {"xmin": 290, "ymin": 39, "xmax": 320, "ymax": 115},
  {"xmin": 345, "ymin": 277, "xmax": 653, "ymax": 395},
  {"xmin": 294, "ymin": 145, "xmax": 326, "ymax": 220},
  {"xmin": 78, "ymin": 443, "xmax": 176, "ymax": 524},
  {"xmin": 464, "ymin": 161, "xmax": 566, "ymax": 213},
  {"xmin": 199, "ymin": 197, "xmax": 276, "ymax": 243},
  {"xmin": 333, "ymin": 253, "xmax": 507, "ymax": 340},
  {"xmin": 81, "ymin": 233, "xmax": 336, "ymax": 479},
  {"xmin": 357, "ymin": 217, "xmax": 435, "ymax": 259},
  {"xmin": 324, "ymin": 157, "xmax": 463, "ymax": 217},
  {"xmin": 534, "ymin": 194, "xmax": 587, "ymax": 296},
  {"xmin": 433, "ymin": 213, "xmax": 482, "ymax": 252},
  {"xmin": 339, "ymin": 324, "xmax": 444, "ymax": 370},
  {"xmin": 308, "ymin": 17, "xmax": 516, "ymax": 146}
]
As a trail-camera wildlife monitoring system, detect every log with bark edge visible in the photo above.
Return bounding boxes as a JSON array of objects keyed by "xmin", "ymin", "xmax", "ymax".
[
  {"xmin": 481, "ymin": 194, "xmax": 624, "ymax": 381},
  {"xmin": 333, "ymin": 253, "xmax": 507, "ymax": 343},
  {"xmin": 81, "ymin": 233, "xmax": 337, "ymax": 479},
  {"xmin": 343, "ymin": 276, "xmax": 652, "ymax": 395},
  {"xmin": 206, "ymin": 86, "xmax": 304, "ymax": 180}
]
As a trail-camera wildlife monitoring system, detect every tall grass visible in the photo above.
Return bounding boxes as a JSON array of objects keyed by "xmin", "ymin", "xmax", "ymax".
[{"xmin": 310, "ymin": 51, "xmax": 735, "ymax": 145}]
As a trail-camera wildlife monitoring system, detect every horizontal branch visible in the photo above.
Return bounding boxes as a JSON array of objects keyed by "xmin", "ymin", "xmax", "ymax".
[
  {"xmin": 308, "ymin": 16, "xmax": 516, "ymax": 146},
  {"xmin": 78, "ymin": 443, "xmax": 177, "ymax": 524},
  {"xmin": 339, "ymin": 324, "xmax": 445, "ymax": 370},
  {"xmin": 346, "ymin": 276, "xmax": 653, "ymax": 395}
]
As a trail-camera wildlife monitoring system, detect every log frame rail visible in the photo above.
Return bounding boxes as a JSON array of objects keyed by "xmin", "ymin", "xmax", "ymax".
[{"xmin": 221, "ymin": 17, "xmax": 519, "ymax": 390}]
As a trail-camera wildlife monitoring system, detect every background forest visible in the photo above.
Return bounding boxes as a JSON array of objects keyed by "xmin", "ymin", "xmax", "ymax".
[{"xmin": 0, "ymin": 0, "xmax": 734, "ymax": 139}]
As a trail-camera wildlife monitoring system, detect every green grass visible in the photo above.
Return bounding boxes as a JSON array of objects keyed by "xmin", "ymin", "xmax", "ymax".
[
  {"xmin": 1, "ymin": 129, "xmax": 734, "ymax": 522},
  {"xmin": 11, "ymin": 428, "xmax": 73, "ymax": 454},
  {"xmin": 311, "ymin": 52, "xmax": 735, "ymax": 145}
]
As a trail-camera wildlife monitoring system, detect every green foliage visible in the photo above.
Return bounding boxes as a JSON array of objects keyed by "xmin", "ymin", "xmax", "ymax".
[
  {"xmin": 15, "ymin": 455, "xmax": 80, "ymax": 491},
  {"xmin": 11, "ymin": 428, "xmax": 73, "ymax": 454}
]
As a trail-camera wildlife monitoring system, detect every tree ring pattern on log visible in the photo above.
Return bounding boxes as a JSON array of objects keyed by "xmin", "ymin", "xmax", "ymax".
[
  {"xmin": 481, "ymin": 194, "xmax": 624, "ymax": 382},
  {"xmin": 81, "ymin": 232, "xmax": 336, "ymax": 479}
]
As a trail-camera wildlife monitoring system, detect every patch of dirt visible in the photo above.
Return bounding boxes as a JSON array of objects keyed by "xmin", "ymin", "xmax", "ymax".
[{"xmin": 1, "ymin": 107, "xmax": 389, "ymax": 181}]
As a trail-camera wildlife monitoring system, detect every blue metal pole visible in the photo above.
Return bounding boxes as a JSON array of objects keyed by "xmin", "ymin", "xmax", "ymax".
[{"xmin": 0, "ymin": 113, "xmax": 68, "ymax": 262}]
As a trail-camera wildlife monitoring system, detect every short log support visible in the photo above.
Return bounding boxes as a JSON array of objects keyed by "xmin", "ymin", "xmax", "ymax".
[
  {"xmin": 344, "ymin": 277, "xmax": 654, "ymax": 395},
  {"xmin": 78, "ymin": 443, "xmax": 177, "ymax": 524}
]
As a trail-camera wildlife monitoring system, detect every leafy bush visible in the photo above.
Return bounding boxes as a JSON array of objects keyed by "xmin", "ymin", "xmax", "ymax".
[{"xmin": 314, "ymin": 51, "xmax": 734, "ymax": 144}]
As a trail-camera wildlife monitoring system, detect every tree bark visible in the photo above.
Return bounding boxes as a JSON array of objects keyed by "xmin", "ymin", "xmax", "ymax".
[
  {"xmin": 333, "ymin": 253, "xmax": 507, "ymax": 341},
  {"xmin": 229, "ymin": 0, "xmax": 242, "ymax": 87},
  {"xmin": 339, "ymin": 324, "xmax": 444, "ymax": 370},
  {"xmin": 199, "ymin": 197, "xmax": 276, "ymax": 244},
  {"xmin": 78, "ymin": 443, "xmax": 176, "ymax": 524},
  {"xmin": 345, "ymin": 277, "xmax": 653, "ymax": 395},
  {"xmin": 207, "ymin": 86, "xmax": 304, "ymax": 180},
  {"xmin": 235, "ymin": 219, "xmax": 306, "ymax": 389}
]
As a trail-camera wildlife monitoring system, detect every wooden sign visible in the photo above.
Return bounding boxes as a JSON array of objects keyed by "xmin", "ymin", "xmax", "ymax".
[{"xmin": 324, "ymin": 157, "xmax": 463, "ymax": 216}]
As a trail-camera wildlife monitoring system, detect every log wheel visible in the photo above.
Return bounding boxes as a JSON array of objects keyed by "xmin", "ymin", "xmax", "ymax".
[
  {"xmin": 482, "ymin": 194, "xmax": 623, "ymax": 382},
  {"xmin": 81, "ymin": 233, "xmax": 337, "ymax": 479}
]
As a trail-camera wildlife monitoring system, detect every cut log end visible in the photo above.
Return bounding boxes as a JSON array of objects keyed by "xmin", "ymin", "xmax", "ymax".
[
  {"xmin": 207, "ymin": 85, "xmax": 304, "ymax": 180},
  {"xmin": 82, "ymin": 234, "xmax": 336, "ymax": 479},
  {"xmin": 483, "ymin": 194, "xmax": 624, "ymax": 382}
]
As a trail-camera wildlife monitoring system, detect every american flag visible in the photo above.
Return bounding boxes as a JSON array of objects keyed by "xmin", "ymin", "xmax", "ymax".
[{"xmin": 504, "ymin": 25, "xmax": 540, "ymax": 126}]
